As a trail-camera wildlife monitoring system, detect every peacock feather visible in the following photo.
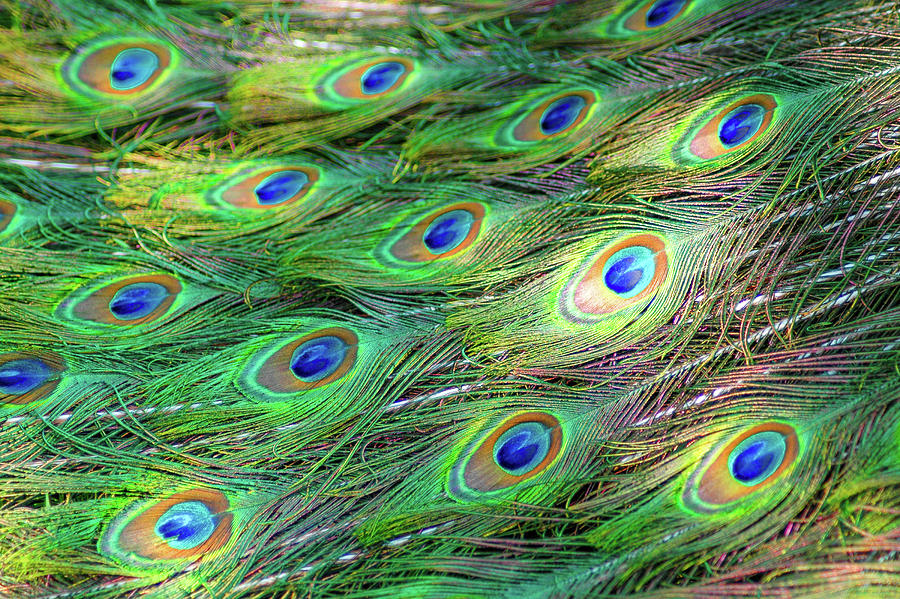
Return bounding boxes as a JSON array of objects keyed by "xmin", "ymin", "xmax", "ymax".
[{"xmin": 2, "ymin": 0, "xmax": 900, "ymax": 597}]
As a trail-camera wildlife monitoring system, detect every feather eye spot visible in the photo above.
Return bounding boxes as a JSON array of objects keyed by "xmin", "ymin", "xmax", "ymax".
[
  {"xmin": 290, "ymin": 335, "xmax": 351, "ymax": 383},
  {"xmin": 539, "ymin": 95, "xmax": 587, "ymax": 136},
  {"xmin": 689, "ymin": 94, "xmax": 777, "ymax": 160},
  {"xmin": 448, "ymin": 412, "xmax": 562, "ymax": 500},
  {"xmin": 108, "ymin": 282, "xmax": 170, "ymax": 321},
  {"xmin": 683, "ymin": 422, "xmax": 800, "ymax": 513},
  {"xmin": 0, "ymin": 353, "xmax": 65, "ymax": 405},
  {"xmin": 602, "ymin": 245, "xmax": 657, "ymax": 298},
  {"xmin": 718, "ymin": 104, "xmax": 766, "ymax": 148},
  {"xmin": 511, "ymin": 91, "xmax": 595, "ymax": 142},
  {"xmin": 493, "ymin": 422, "xmax": 553, "ymax": 476},
  {"xmin": 212, "ymin": 166, "xmax": 320, "ymax": 210},
  {"xmin": 61, "ymin": 274, "xmax": 182, "ymax": 327},
  {"xmin": 326, "ymin": 57, "xmax": 415, "ymax": 101},
  {"xmin": 645, "ymin": 0, "xmax": 688, "ymax": 27},
  {"xmin": 254, "ymin": 171, "xmax": 310, "ymax": 206},
  {"xmin": 99, "ymin": 488, "xmax": 233, "ymax": 569},
  {"xmin": 565, "ymin": 234, "xmax": 669, "ymax": 319},
  {"xmin": 249, "ymin": 327, "xmax": 359, "ymax": 395},
  {"xmin": 63, "ymin": 39, "xmax": 174, "ymax": 97},
  {"xmin": 728, "ymin": 431, "xmax": 786, "ymax": 486},
  {"xmin": 422, "ymin": 210, "xmax": 476, "ymax": 255},
  {"xmin": 155, "ymin": 501, "xmax": 218, "ymax": 550},
  {"xmin": 624, "ymin": 0, "xmax": 690, "ymax": 31},
  {"xmin": 361, "ymin": 62, "xmax": 407, "ymax": 95},
  {"xmin": 0, "ymin": 358, "xmax": 53, "ymax": 396},
  {"xmin": 109, "ymin": 48, "xmax": 160, "ymax": 91},
  {"xmin": 384, "ymin": 202, "xmax": 486, "ymax": 264}
]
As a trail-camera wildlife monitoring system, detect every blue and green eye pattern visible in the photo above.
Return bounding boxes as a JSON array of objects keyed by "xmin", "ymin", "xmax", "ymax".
[
  {"xmin": 55, "ymin": 273, "xmax": 183, "ymax": 328},
  {"xmin": 0, "ymin": 358, "xmax": 52, "ymax": 394},
  {"xmin": 448, "ymin": 411, "xmax": 563, "ymax": 501},
  {"xmin": 558, "ymin": 233, "xmax": 670, "ymax": 324},
  {"xmin": 728, "ymin": 431, "xmax": 786, "ymax": 485},
  {"xmin": 493, "ymin": 421, "xmax": 555, "ymax": 476},
  {"xmin": 254, "ymin": 171, "xmax": 310, "ymax": 205},
  {"xmin": 677, "ymin": 93, "xmax": 778, "ymax": 163},
  {"xmin": 538, "ymin": 95, "xmax": 588, "ymax": 136},
  {"xmin": 153, "ymin": 501, "xmax": 218, "ymax": 550},
  {"xmin": 288, "ymin": 334, "xmax": 352, "ymax": 384},
  {"xmin": 317, "ymin": 57, "xmax": 416, "ymax": 107},
  {"xmin": 107, "ymin": 282, "xmax": 170, "ymax": 321},
  {"xmin": 109, "ymin": 48, "xmax": 160, "ymax": 91},
  {"xmin": 205, "ymin": 164, "xmax": 321, "ymax": 210},
  {"xmin": 361, "ymin": 62, "xmax": 407, "ymax": 95},
  {"xmin": 601, "ymin": 245, "xmax": 659, "ymax": 298},
  {"xmin": 641, "ymin": 0, "xmax": 690, "ymax": 28},
  {"xmin": 497, "ymin": 89, "xmax": 597, "ymax": 146},
  {"xmin": 237, "ymin": 326, "xmax": 360, "ymax": 401},
  {"xmin": 422, "ymin": 210, "xmax": 476, "ymax": 255},
  {"xmin": 375, "ymin": 201, "xmax": 488, "ymax": 269},
  {"xmin": 682, "ymin": 422, "xmax": 801, "ymax": 514},
  {"xmin": 98, "ymin": 488, "xmax": 235, "ymax": 572},
  {"xmin": 60, "ymin": 37, "xmax": 178, "ymax": 100},
  {"xmin": 401, "ymin": 86, "xmax": 602, "ymax": 172},
  {"xmin": 717, "ymin": 103, "xmax": 767, "ymax": 149},
  {"xmin": 0, "ymin": 352, "xmax": 65, "ymax": 406},
  {"xmin": 589, "ymin": 0, "xmax": 707, "ymax": 37}
]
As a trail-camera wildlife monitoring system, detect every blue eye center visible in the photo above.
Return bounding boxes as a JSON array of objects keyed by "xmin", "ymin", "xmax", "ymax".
[
  {"xmin": 290, "ymin": 335, "xmax": 351, "ymax": 382},
  {"xmin": 718, "ymin": 103, "xmax": 766, "ymax": 148},
  {"xmin": 728, "ymin": 431, "xmax": 787, "ymax": 485},
  {"xmin": 602, "ymin": 245, "xmax": 656, "ymax": 298},
  {"xmin": 0, "ymin": 358, "xmax": 53, "ymax": 395},
  {"xmin": 254, "ymin": 171, "xmax": 310, "ymax": 206},
  {"xmin": 360, "ymin": 62, "xmax": 406, "ymax": 95},
  {"xmin": 539, "ymin": 95, "xmax": 587, "ymax": 136},
  {"xmin": 155, "ymin": 501, "xmax": 217, "ymax": 550},
  {"xmin": 422, "ymin": 210, "xmax": 475, "ymax": 255},
  {"xmin": 493, "ymin": 422, "xmax": 553, "ymax": 476},
  {"xmin": 109, "ymin": 48, "xmax": 159, "ymax": 91},
  {"xmin": 108, "ymin": 282, "xmax": 170, "ymax": 321},
  {"xmin": 645, "ymin": 0, "xmax": 688, "ymax": 28}
]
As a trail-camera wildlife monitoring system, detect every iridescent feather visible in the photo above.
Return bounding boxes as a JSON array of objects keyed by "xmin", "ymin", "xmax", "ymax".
[{"xmin": 2, "ymin": 1, "xmax": 900, "ymax": 598}]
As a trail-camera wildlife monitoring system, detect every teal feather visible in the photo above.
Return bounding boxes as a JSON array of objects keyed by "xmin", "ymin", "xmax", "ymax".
[
  {"xmin": 279, "ymin": 182, "xmax": 577, "ymax": 292},
  {"xmin": 0, "ymin": 29, "xmax": 224, "ymax": 143},
  {"xmin": 3, "ymin": 0, "xmax": 900, "ymax": 597}
]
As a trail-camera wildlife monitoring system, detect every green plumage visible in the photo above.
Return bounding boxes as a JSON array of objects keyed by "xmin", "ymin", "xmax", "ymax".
[{"xmin": 2, "ymin": 0, "xmax": 900, "ymax": 597}]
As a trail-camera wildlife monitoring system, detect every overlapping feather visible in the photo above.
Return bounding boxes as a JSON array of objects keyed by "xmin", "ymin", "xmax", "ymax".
[{"xmin": 2, "ymin": 0, "xmax": 900, "ymax": 598}]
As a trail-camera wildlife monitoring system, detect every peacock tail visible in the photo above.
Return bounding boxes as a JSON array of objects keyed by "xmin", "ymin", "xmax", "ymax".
[{"xmin": 2, "ymin": 0, "xmax": 900, "ymax": 597}]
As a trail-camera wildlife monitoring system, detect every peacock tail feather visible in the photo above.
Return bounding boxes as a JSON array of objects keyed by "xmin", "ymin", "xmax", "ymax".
[{"xmin": 3, "ymin": 0, "xmax": 900, "ymax": 597}]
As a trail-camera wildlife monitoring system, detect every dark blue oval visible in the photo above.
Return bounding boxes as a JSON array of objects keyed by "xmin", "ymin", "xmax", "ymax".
[
  {"xmin": 728, "ymin": 431, "xmax": 787, "ymax": 486},
  {"xmin": 290, "ymin": 336, "xmax": 349, "ymax": 382},
  {"xmin": 158, "ymin": 515, "xmax": 201, "ymax": 542},
  {"xmin": 718, "ymin": 103, "xmax": 766, "ymax": 149},
  {"xmin": 539, "ymin": 95, "xmax": 587, "ymax": 136},
  {"xmin": 492, "ymin": 421, "xmax": 553, "ymax": 476},
  {"xmin": 0, "ymin": 358, "xmax": 53, "ymax": 395},
  {"xmin": 604, "ymin": 255, "xmax": 645, "ymax": 295},
  {"xmin": 361, "ymin": 62, "xmax": 406, "ymax": 95},
  {"xmin": 645, "ymin": 0, "xmax": 688, "ymax": 28},
  {"xmin": 496, "ymin": 431, "xmax": 540, "ymax": 472},
  {"xmin": 423, "ymin": 210, "xmax": 475, "ymax": 255},
  {"xmin": 108, "ymin": 282, "xmax": 169, "ymax": 321},
  {"xmin": 731, "ymin": 441, "xmax": 775, "ymax": 483},
  {"xmin": 254, "ymin": 171, "xmax": 309, "ymax": 206}
]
